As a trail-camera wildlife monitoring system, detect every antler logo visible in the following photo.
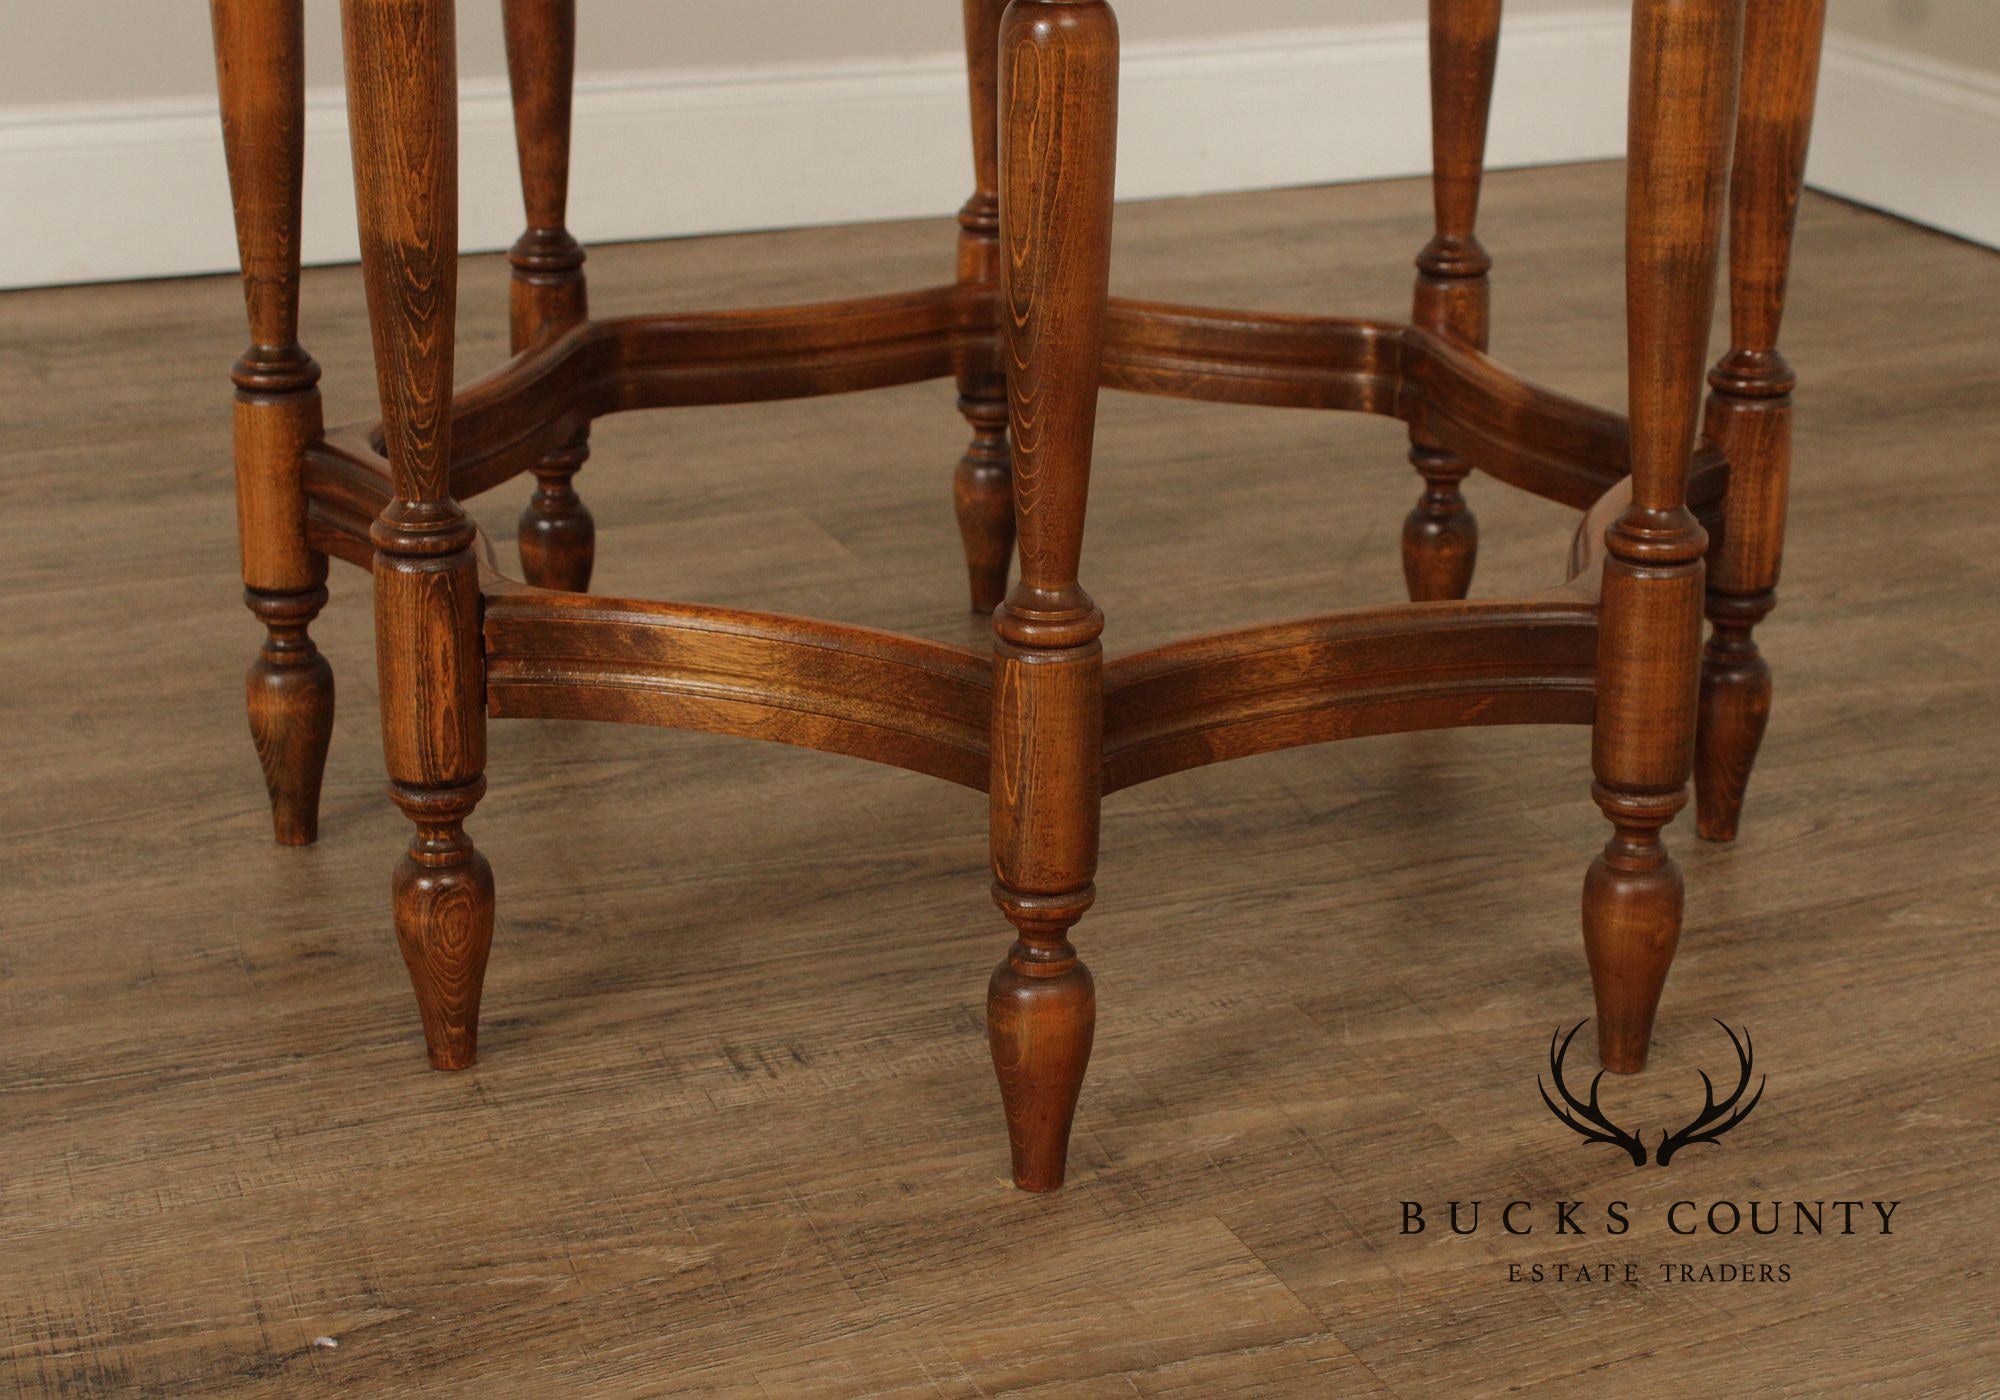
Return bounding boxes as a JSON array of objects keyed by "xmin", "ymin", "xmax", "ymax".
[
  {"xmin": 1539, "ymin": 1019, "xmax": 1765, "ymax": 1167},
  {"xmin": 1538, "ymin": 1021, "xmax": 1649, "ymax": 1166}
]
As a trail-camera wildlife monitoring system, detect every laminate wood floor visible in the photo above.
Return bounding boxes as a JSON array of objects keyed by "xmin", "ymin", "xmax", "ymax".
[{"xmin": 2, "ymin": 165, "xmax": 1996, "ymax": 1396}]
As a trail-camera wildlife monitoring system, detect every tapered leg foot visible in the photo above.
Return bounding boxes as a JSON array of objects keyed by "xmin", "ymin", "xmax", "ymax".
[
  {"xmin": 245, "ymin": 583, "xmax": 334, "ymax": 846},
  {"xmin": 988, "ymin": 930, "xmax": 1095, "ymax": 1192},
  {"xmin": 1582, "ymin": 807, "xmax": 1683, "ymax": 1074},
  {"xmin": 1402, "ymin": 444, "xmax": 1479, "ymax": 601},
  {"xmin": 517, "ymin": 435, "xmax": 595, "ymax": 593},
  {"xmin": 390, "ymin": 779, "xmax": 494, "ymax": 1071},
  {"xmin": 955, "ymin": 390, "xmax": 1014, "ymax": 614},
  {"xmin": 1695, "ymin": 617, "xmax": 1771, "ymax": 842}
]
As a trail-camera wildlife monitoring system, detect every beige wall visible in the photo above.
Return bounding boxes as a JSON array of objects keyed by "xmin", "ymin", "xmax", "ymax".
[
  {"xmin": 11, "ymin": 3, "xmax": 1999, "ymax": 111},
  {"xmin": 8, "ymin": 2, "xmax": 1992, "ymax": 285},
  {"xmin": 1828, "ymin": 0, "xmax": 2000, "ymax": 73},
  {"xmin": 8, "ymin": 1, "xmax": 1587, "ymax": 107}
]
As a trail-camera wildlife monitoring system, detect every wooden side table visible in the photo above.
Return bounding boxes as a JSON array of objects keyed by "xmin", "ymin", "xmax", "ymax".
[{"xmin": 212, "ymin": 0, "xmax": 1823, "ymax": 1191}]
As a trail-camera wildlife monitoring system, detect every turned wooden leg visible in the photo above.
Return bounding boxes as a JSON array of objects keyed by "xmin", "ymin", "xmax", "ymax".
[
  {"xmin": 1403, "ymin": 442, "xmax": 1478, "ymax": 602},
  {"xmin": 504, "ymin": 0, "xmax": 595, "ymax": 593},
  {"xmin": 956, "ymin": 384, "xmax": 1014, "ymax": 615},
  {"xmin": 954, "ymin": 0, "xmax": 1015, "ymax": 613},
  {"xmin": 245, "ymin": 580, "xmax": 334, "ymax": 845},
  {"xmin": 1586, "ymin": 0, "xmax": 1741, "ymax": 1073},
  {"xmin": 1403, "ymin": 0, "xmax": 1500, "ymax": 602},
  {"xmin": 212, "ymin": 0, "xmax": 335, "ymax": 845},
  {"xmin": 989, "ymin": 884, "xmax": 1097, "ymax": 1193},
  {"xmin": 344, "ymin": 0, "xmax": 494, "ymax": 1069},
  {"xmin": 390, "ymin": 776, "xmax": 494, "ymax": 1070},
  {"xmin": 518, "ymin": 434, "xmax": 595, "ymax": 593},
  {"xmin": 988, "ymin": 0, "xmax": 1117, "ymax": 1191},
  {"xmin": 1697, "ymin": 0, "xmax": 1825, "ymax": 842}
]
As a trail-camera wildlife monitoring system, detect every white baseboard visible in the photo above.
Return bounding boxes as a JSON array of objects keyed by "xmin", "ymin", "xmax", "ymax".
[
  {"xmin": 1, "ymin": 12, "xmax": 1991, "ymax": 292},
  {"xmin": 1808, "ymin": 35, "xmax": 2000, "ymax": 250},
  {"xmin": 0, "ymin": 12, "xmax": 1631, "ymax": 292}
]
